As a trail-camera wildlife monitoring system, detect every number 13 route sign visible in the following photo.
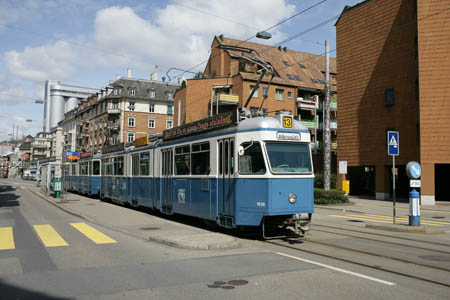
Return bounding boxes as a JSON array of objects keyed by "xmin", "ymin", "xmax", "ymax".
[{"xmin": 387, "ymin": 131, "xmax": 399, "ymax": 156}]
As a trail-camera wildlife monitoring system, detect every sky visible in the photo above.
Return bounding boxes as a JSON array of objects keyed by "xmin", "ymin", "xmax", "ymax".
[{"xmin": 0, "ymin": 0, "xmax": 363, "ymax": 141}]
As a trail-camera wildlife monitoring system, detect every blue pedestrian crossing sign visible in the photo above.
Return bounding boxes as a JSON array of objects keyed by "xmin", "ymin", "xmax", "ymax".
[{"xmin": 387, "ymin": 131, "xmax": 399, "ymax": 156}]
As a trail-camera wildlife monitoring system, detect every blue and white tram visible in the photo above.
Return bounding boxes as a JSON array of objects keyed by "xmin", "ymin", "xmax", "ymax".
[{"xmin": 71, "ymin": 112, "xmax": 314, "ymax": 236}]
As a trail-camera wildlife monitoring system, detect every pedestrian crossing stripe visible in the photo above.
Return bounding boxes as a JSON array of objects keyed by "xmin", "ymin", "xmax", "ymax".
[
  {"xmin": 0, "ymin": 227, "xmax": 15, "ymax": 250},
  {"xmin": 34, "ymin": 224, "xmax": 69, "ymax": 247},
  {"xmin": 70, "ymin": 222, "xmax": 117, "ymax": 244},
  {"xmin": 329, "ymin": 214, "xmax": 443, "ymax": 226}
]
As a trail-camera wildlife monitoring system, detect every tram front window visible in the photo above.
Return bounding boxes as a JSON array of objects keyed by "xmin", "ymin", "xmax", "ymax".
[
  {"xmin": 239, "ymin": 142, "xmax": 266, "ymax": 174},
  {"xmin": 266, "ymin": 143, "xmax": 312, "ymax": 173}
]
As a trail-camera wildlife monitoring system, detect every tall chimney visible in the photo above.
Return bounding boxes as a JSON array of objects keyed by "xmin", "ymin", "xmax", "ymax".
[
  {"xmin": 151, "ymin": 72, "xmax": 158, "ymax": 81},
  {"xmin": 178, "ymin": 76, "xmax": 186, "ymax": 85},
  {"xmin": 116, "ymin": 74, "xmax": 120, "ymax": 80},
  {"xmin": 162, "ymin": 76, "xmax": 166, "ymax": 82},
  {"xmin": 127, "ymin": 68, "xmax": 132, "ymax": 78}
]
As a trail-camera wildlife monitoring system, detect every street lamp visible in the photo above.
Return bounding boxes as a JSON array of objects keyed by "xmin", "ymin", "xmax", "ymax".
[
  {"xmin": 35, "ymin": 99, "xmax": 44, "ymax": 104},
  {"xmin": 256, "ymin": 31, "xmax": 272, "ymax": 40},
  {"xmin": 26, "ymin": 119, "xmax": 33, "ymax": 122}
]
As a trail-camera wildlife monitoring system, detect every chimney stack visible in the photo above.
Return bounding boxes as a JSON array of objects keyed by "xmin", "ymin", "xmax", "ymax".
[
  {"xmin": 116, "ymin": 74, "xmax": 120, "ymax": 80},
  {"xmin": 127, "ymin": 68, "xmax": 132, "ymax": 78},
  {"xmin": 162, "ymin": 76, "xmax": 166, "ymax": 82},
  {"xmin": 178, "ymin": 76, "xmax": 185, "ymax": 85},
  {"xmin": 151, "ymin": 72, "xmax": 158, "ymax": 81}
]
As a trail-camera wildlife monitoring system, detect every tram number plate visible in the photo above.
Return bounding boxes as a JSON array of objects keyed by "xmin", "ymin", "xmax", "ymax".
[{"xmin": 283, "ymin": 116, "xmax": 293, "ymax": 128}]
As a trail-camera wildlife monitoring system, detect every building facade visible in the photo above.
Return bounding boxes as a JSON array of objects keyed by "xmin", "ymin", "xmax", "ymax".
[
  {"xmin": 174, "ymin": 36, "xmax": 337, "ymax": 156},
  {"xmin": 43, "ymin": 80, "xmax": 98, "ymax": 132},
  {"xmin": 336, "ymin": 0, "xmax": 450, "ymax": 204}
]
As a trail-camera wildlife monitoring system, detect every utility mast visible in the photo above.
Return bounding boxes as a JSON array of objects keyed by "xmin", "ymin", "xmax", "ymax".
[{"xmin": 323, "ymin": 40, "xmax": 331, "ymax": 190}]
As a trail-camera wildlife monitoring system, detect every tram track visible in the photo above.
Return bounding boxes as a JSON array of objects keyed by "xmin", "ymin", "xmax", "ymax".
[
  {"xmin": 266, "ymin": 238, "xmax": 450, "ymax": 288},
  {"xmin": 265, "ymin": 222, "xmax": 450, "ymax": 289},
  {"xmin": 311, "ymin": 225, "xmax": 450, "ymax": 254}
]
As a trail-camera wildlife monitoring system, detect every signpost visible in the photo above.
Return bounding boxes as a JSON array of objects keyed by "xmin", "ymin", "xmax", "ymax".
[
  {"xmin": 387, "ymin": 131, "xmax": 399, "ymax": 223},
  {"xmin": 406, "ymin": 161, "xmax": 422, "ymax": 226}
]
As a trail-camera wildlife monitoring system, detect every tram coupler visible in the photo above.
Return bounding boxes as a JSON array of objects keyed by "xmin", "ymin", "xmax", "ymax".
[{"xmin": 262, "ymin": 214, "xmax": 311, "ymax": 239}]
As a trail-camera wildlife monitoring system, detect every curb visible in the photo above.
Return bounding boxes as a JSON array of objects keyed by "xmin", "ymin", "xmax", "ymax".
[
  {"xmin": 27, "ymin": 187, "xmax": 241, "ymax": 250},
  {"xmin": 366, "ymin": 223, "xmax": 445, "ymax": 234}
]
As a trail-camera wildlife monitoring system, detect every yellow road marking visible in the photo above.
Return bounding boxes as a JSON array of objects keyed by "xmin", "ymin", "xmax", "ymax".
[
  {"xmin": 34, "ymin": 225, "xmax": 69, "ymax": 247},
  {"xmin": 70, "ymin": 222, "xmax": 117, "ymax": 244},
  {"xmin": 329, "ymin": 214, "xmax": 443, "ymax": 227},
  {"xmin": 356, "ymin": 203, "xmax": 450, "ymax": 214},
  {"xmin": 360, "ymin": 214, "xmax": 449, "ymax": 225},
  {"xmin": 329, "ymin": 215, "xmax": 394, "ymax": 224},
  {"xmin": 0, "ymin": 227, "xmax": 15, "ymax": 250}
]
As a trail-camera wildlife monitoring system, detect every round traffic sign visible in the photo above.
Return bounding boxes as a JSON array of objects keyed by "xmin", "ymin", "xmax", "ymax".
[{"xmin": 406, "ymin": 161, "xmax": 421, "ymax": 179}]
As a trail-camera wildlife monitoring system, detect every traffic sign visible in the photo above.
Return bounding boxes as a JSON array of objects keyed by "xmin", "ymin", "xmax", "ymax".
[
  {"xmin": 387, "ymin": 131, "xmax": 399, "ymax": 156},
  {"xmin": 406, "ymin": 161, "xmax": 421, "ymax": 179},
  {"xmin": 410, "ymin": 180, "xmax": 421, "ymax": 188}
]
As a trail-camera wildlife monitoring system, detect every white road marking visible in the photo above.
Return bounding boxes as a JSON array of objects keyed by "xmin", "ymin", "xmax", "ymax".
[{"xmin": 276, "ymin": 252, "xmax": 396, "ymax": 286}]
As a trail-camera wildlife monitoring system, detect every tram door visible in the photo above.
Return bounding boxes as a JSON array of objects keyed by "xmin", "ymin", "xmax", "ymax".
[
  {"xmin": 218, "ymin": 138, "xmax": 235, "ymax": 227},
  {"xmin": 161, "ymin": 148, "xmax": 173, "ymax": 214}
]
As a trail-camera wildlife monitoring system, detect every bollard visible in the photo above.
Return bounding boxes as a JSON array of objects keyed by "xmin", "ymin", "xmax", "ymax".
[{"xmin": 409, "ymin": 189, "xmax": 420, "ymax": 226}]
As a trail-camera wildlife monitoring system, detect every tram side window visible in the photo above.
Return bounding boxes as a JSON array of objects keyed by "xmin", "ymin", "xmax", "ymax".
[
  {"xmin": 132, "ymin": 155, "xmax": 139, "ymax": 176},
  {"xmin": 192, "ymin": 142, "xmax": 210, "ymax": 175},
  {"xmin": 72, "ymin": 164, "xmax": 76, "ymax": 175},
  {"xmin": 80, "ymin": 163, "xmax": 88, "ymax": 175},
  {"xmin": 93, "ymin": 161, "xmax": 100, "ymax": 175},
  {"xmin": 115, "ymin": 156, "xmax": 124, "ymax": 176},
  {"xmin": 239, "ymin": 142, "xmax": 266, "ymax": 174},
  {"xmin": 175, "ymin": 145, "xmax": 190, "ymax": 175},
  {"xmin": 140, "ymin": 152, "xmax": 150, "ymax": 176},
  {"xmin": 105, "ymin": 159, "xmax": 112, "ymax": 176}
]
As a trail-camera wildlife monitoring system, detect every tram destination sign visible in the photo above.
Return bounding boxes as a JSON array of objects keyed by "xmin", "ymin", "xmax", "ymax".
[{"xmin": 163, "ymin": 110, "xmax": 238, "ymax": 141}]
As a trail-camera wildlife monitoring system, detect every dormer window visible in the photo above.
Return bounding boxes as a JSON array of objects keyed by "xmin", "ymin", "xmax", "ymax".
[
  {"xmin": 149, "ymin": 89, "xmax": 156, "ymax": 98},
  {"xmin": 167, "ymin": 92, "xmax": 173, "ymax": 100},
  {"xmin": 299, "ymin": 63, "xmax": 306, "ymax": 69},
  {"xmin": 129, "ymin": 88, "xmax": 136, "ymax": 96}
]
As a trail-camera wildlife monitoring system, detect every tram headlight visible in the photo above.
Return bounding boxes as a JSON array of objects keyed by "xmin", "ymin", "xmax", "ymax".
[{"xmin": 288, "ymin": 193, "xmax": 297, "ymax": 204}]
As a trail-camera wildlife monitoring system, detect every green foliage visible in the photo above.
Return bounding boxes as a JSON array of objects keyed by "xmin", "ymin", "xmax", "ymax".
[
  {"xmin": 314, "ymin": 173, "xmax": 337, "ymax": 189},
  {"xmin": 193, "ymin": 72, "xmax": 204, "ymax": 79},
  {"xmin": 314, "ymin": 188, "xmax": 349, "ymax": 205},
  {"xmin": 181, "ymin": 80, "xmax": 186, "ymax": 88}
]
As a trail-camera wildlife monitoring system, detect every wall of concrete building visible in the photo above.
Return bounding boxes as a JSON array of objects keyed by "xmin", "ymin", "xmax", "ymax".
[{"xmin": 336, "ymin": 0, "xmax": 420, "ymax": 200}]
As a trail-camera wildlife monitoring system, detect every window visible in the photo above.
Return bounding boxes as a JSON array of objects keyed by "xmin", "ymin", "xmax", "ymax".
[
  {"xmin": 311, "ymin": 78, "xmax": 319, "ymax": 83},
  {"xmin": 128, "ymin": 102, "xmax": 135, "ymax": 111},
  {"xmin": 287, "ymin": 74, "xmax": 295, "ymax": 80},
  {"xmin": 128, "ymin": 116, "xmax": 135, "ymax": 127},
  {"xmin": 127, "ymin": 132, "xmax": 135, "ymax": 142},
  {"xmin": 276, "ymin": 89, "xmax": 284, "ymax": 100},
  {"xmin": 140, "ymin": 152, "xmax": 150, "ymax": 176},
  {"xmin": 149, "ymin": 89, "xmax": 155, "ymax": 98},
  {"xmin": 132, "ymin": 155, "xmax": 139, "ymax": 176},
  {"xmin": 113, "ymin": 89, "xmax": 120, "ymax": 95},
  {"xmin": 93, "ymin": 161, "xmax": 100, "ymax": 175},
  {"xmin": 250, "ymin": 85, "xmax": 259, "ymax": 97},
  {"xmin": 114, "ymin": 156, "xmax": 124, "ymax": 176},
  {"xmin": 262, "ymin": 87, "xmax": 268, "ymax": 98},
  {"xmin": 166, "ymin": 119, "xmax": 173, "ymax": 129},
  {"xmin": 239, "ymin": 142, "xmax": 266, "ymax": 174},
  {"xmin": 167, "ymin": 105, "xmax": 173, "ymax": 115},
  {"xmin": 175, "ymin": 145, "xmax": 190, "ymax": 175},
  {"xmin": 191, "ymin": 142, "xmax": 210, "ymax": 175},
  {"xmin": 130, "ymin": 88, "xmax": 136, "ymax": 96},
  {"xmin": 149, "ymin": 104, "xmax": 155, "ymax": 112},
  {"xmin": 148, "ymin": 118, "xmax": 155, "ymax": 128},
  {"xmin": 167, "ymin": 92, "xmax": 173, "ymax": 100},
  {"xmin": 282, "ymin": 60, "xmax": 290, "ymax": 66},
  {"xmin": 295, "ymin": 75, "xmax": 302, "ymax": 81},
  {"xmin": 266, "ymin": 143, "xmax": 312, "ymax": 173},
  {"xmin": 288, "ymin": 91, "xmax": 292, "ymax": 98},
  {"xmin": 319, "ymin": 79, "xmax": 326, "ymax": 84},
  {"xmin": 385, "ymin": 88, "xmax": 395, "ymax": 106},
  {"xmin": 299, "ymin": 63, "xmax": 306, "ymax": 69}
]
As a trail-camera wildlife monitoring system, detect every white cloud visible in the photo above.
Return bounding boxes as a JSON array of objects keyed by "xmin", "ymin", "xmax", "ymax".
[
  {"xmin": 93, "ymin": 0, "xmax": 296, "ymax": 72},
  {"xmin": 4, "ymin": 40, "xmax": 77, "ymax": 82}
]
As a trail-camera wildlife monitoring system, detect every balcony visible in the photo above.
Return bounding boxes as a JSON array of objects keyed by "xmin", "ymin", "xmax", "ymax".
[
  {"xmin": 299, "ymin": 116, "xmax": 319, "ymax": 130},
  {"xmin": 297, "ymin": 97, "xmax": 318, "ymax": 110},
  {"xmin": 319, "ymin": 120, "xmax": 338, "ymax": 130},
  {"xmin": 107, "ymin": 108, "xmax": 120, "ymax": 114},
  {"xmin": 319, "ymin": 98, "xmax": 337, "ymax": 110},
  {"xmin": 211, "ymin": 93, "xmax": 239, "ymax": 106}
]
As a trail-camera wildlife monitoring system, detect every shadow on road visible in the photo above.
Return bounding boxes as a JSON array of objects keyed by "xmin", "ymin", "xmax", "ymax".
[
  {"xmin": 0, "ymin": 279, "xmax": 74, "ymax": 300},
  {"xmin": 0, "ymin": 184, "xmax": 20, "ymax": 207}
]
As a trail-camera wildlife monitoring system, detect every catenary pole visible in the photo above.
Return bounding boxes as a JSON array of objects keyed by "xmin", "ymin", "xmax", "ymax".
[{"xmin": 323, "ymin": 40, "xmax": 331, "ymax": 190}]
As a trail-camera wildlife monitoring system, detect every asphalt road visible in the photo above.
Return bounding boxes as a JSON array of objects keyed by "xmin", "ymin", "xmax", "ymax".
[{"xmin": 1, "ymin": 179, "xmax": 449, "ymax": 300}]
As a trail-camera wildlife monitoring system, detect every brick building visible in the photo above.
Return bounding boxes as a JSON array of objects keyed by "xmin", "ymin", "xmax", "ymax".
[
  {"xmin": 174, "ymin": 36, "xmax": 337, "ymax": 153},
  {"xmin": 336, "ymin": 0, "xmax": 450, "ymax": 204}
]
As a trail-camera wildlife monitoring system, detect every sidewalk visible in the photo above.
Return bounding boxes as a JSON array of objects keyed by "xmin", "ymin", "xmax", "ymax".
[
  {"xmin": 315, "ymin": 196, "xmax": 450, "ymax": 234},
  {"xmin": 28, "ymin": 187, "xmax": 240, "ymax": 250}
]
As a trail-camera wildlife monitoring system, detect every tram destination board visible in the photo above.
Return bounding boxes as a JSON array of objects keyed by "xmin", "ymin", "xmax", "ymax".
[{"xmin": 163, "ymin": 110, "xmax": 238, "ymax": 141}]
